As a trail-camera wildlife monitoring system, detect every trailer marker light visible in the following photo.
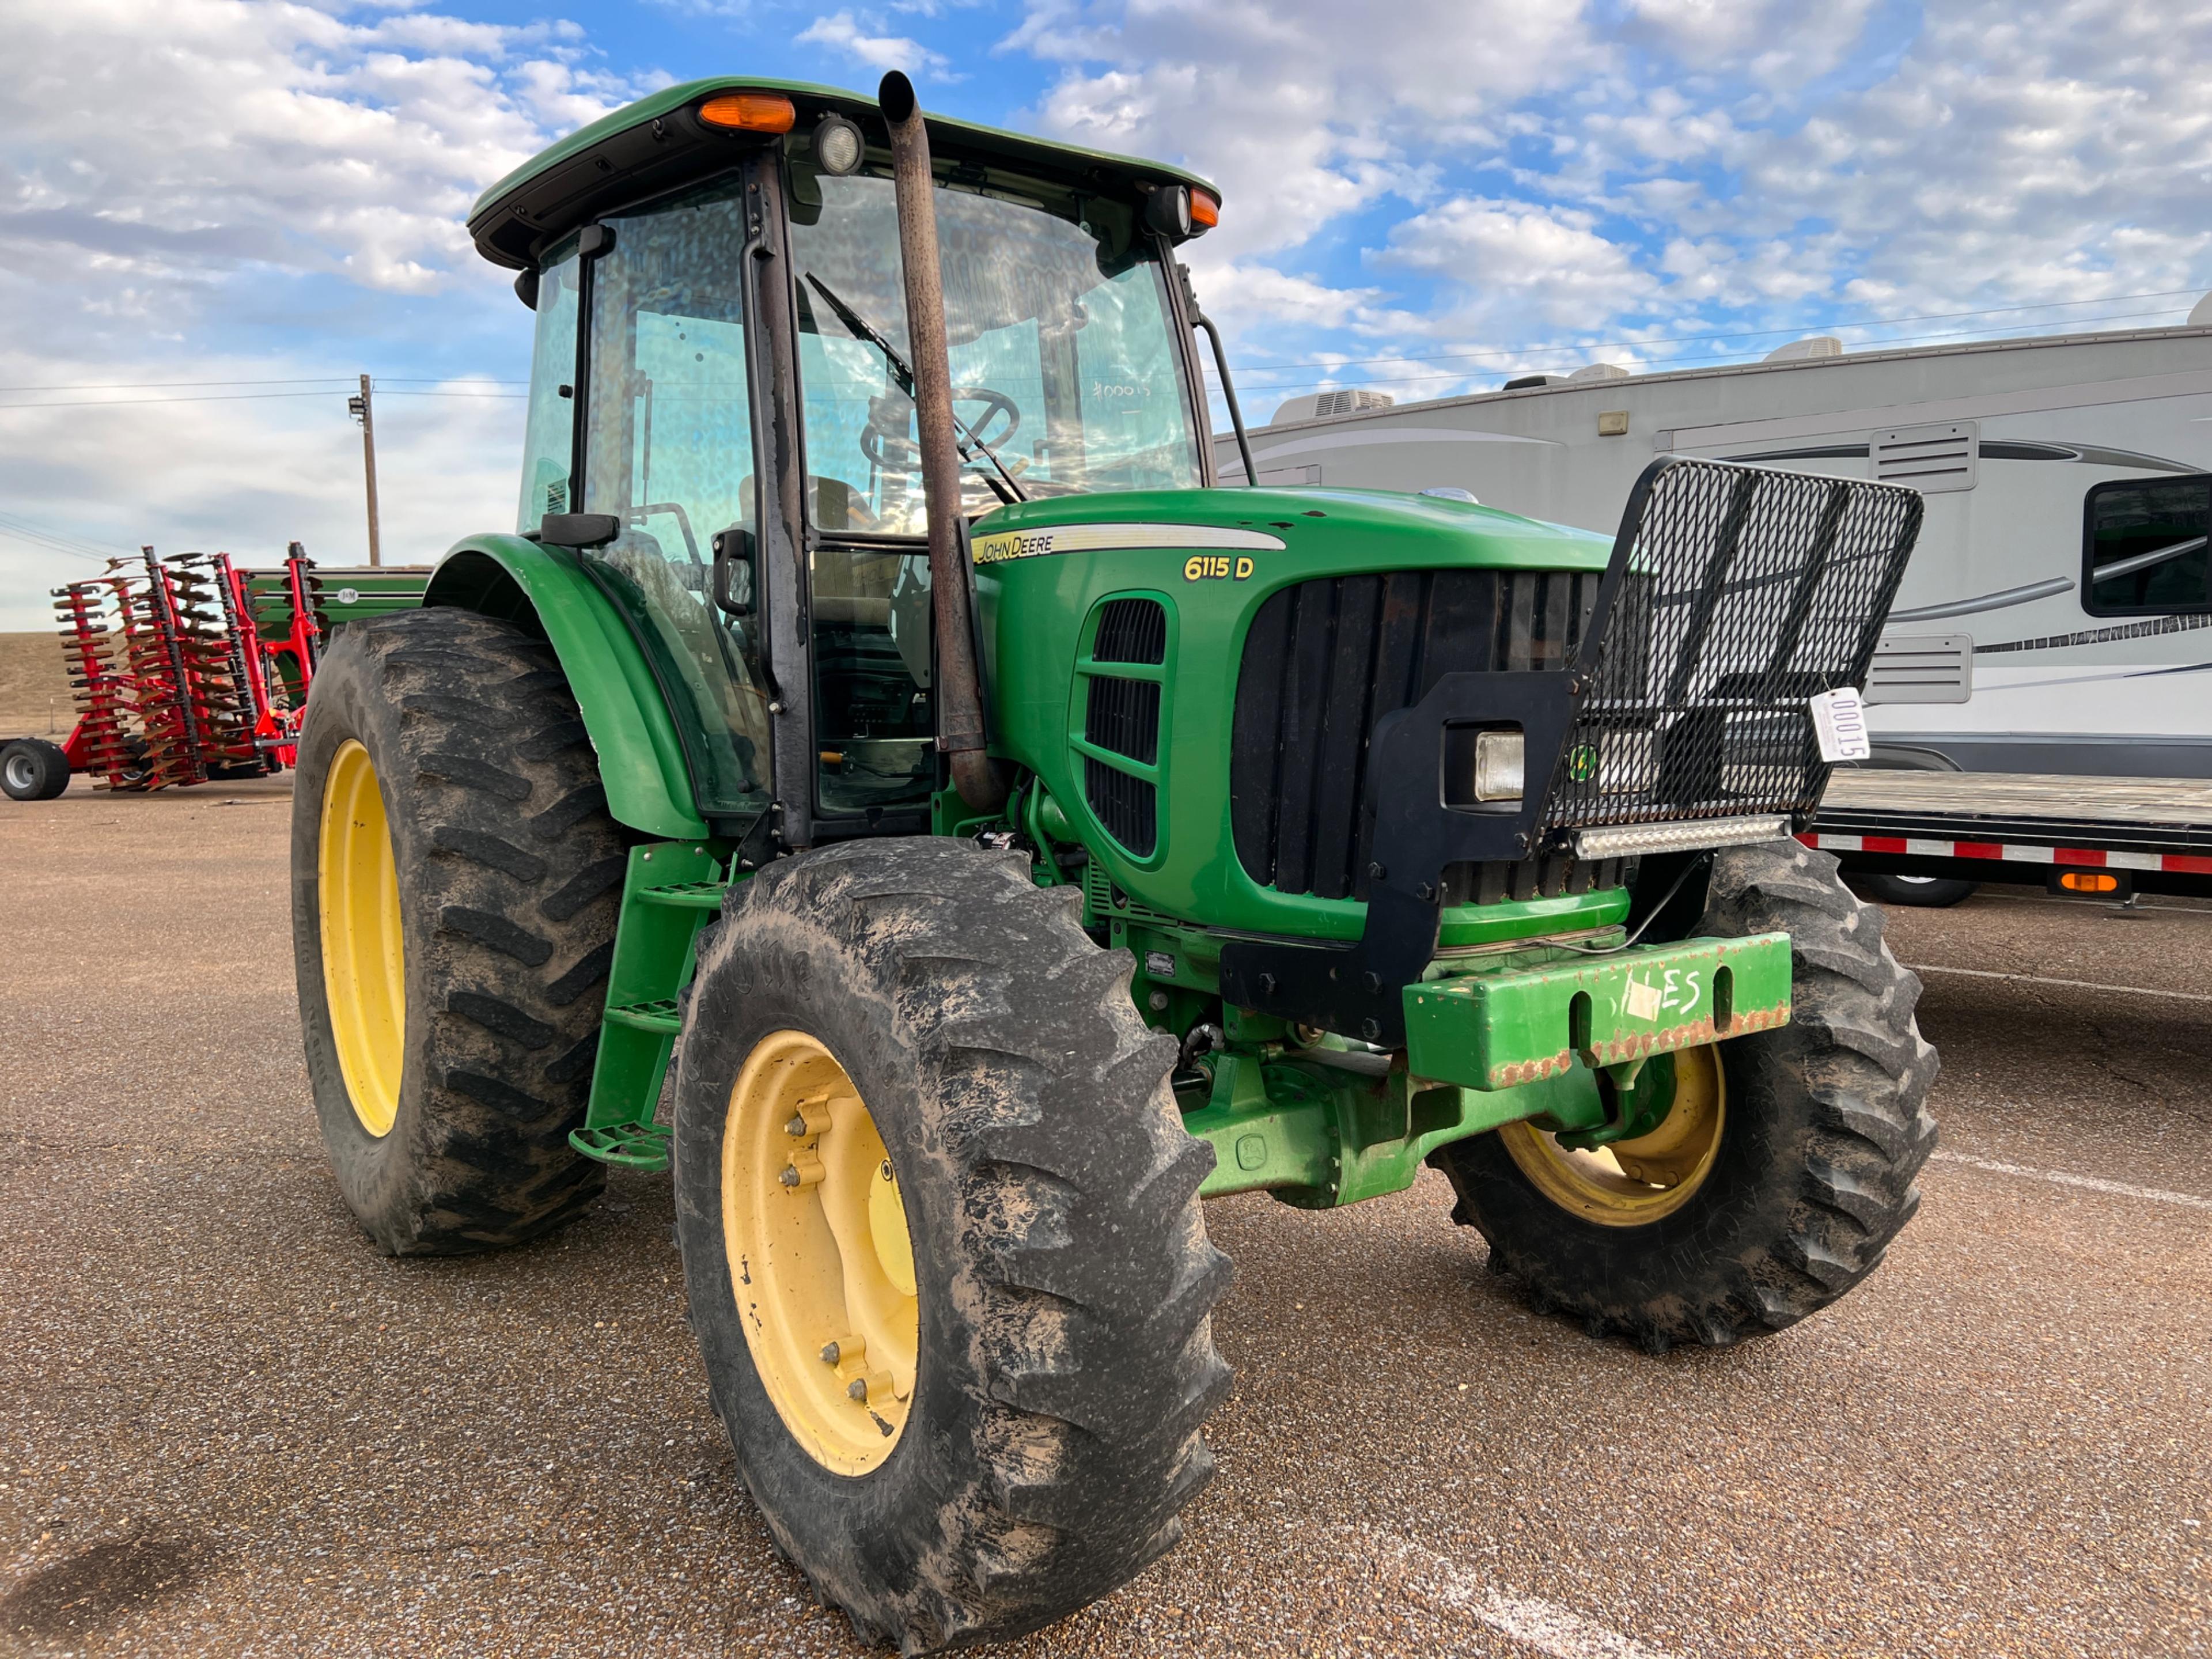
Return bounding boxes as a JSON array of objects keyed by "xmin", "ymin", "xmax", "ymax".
[
  {"xmin": 1190, "ymin": 188, "xmax": 1220, "ymax": 231},
  {"xmin": 2058, "ymin": 870, "xmax": 2119, "ymax": 893},
  {"xmin": 1574, "ymin": 815, "xmax": 1790, "ymax": 860},
  {"xmin": 699, "ymin": 93, "xmax": 797, "ymax": 133}
]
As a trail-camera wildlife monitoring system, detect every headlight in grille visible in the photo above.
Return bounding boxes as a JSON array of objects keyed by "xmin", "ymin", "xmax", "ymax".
[{"xmin": 1445, "ymin": 726, "xmax": 1525, "ymax": 805}]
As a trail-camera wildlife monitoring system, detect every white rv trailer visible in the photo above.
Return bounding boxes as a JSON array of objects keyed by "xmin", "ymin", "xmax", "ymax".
[
  {"xmin": 1217, "ymin": 324, "xmax": 2212, "ymax": 778},
  {"xmin": 1214, "ymin": 324, "xmax": 2212, "ymax": 899}
]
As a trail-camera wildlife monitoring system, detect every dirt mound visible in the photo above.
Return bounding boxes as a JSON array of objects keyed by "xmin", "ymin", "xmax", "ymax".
[{"xmin": 0, "ymin": 631, "xmax": 73, "ymax": 738}]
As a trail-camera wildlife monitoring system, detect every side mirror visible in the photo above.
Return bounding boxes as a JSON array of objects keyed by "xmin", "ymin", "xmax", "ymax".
[
  {"xmin": 539, "ymin": 512, "xmax": 621, "ymax": 549},
  {"xmin": 713, "ymin": 525, "xmax": 756, "ymax": 616}
]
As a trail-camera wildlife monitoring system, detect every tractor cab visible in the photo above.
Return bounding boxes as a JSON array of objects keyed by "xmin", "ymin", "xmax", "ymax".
[{"xmin": 475, "ymin": 78, "xmax": 1224, "ymax": 845}]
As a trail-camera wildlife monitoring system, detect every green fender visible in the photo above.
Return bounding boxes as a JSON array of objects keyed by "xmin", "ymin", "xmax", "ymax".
[{"xmin": 423, "ymin": 535, "xmax": 708, "ymax": 840}]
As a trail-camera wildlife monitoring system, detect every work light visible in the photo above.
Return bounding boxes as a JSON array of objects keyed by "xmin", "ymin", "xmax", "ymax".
[
  {"xmin": 813, "ymin": 113, "xmax": 865, "ymax": 176},
  {"xmin": 1471, "ymin": 730, "xmax": 1525, "ymax": 802}
]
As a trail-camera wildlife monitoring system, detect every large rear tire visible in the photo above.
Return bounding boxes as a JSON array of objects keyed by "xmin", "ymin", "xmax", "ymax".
[
  {"xmin": 674, "ymin": 839, "xmax": 1232, "ymax": 1653},
  {"xmin": 290, "ymin": 608, "xmax": 620, "ymax": 1254},
  {"xmin": 1434, "ymin": 839, "xmax": 1938, "ymax": 1351}
]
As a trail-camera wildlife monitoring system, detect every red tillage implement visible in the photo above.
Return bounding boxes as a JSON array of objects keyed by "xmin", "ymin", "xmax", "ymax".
[{"xmin": 47, "ymin": 545, "xmax": 320, "ymax": 793}]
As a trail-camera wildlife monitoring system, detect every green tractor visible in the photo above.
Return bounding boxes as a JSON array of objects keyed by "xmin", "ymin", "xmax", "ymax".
[{"xmin": 291, "ymin": 71, "xmax": 1938, "ymax": 1652}]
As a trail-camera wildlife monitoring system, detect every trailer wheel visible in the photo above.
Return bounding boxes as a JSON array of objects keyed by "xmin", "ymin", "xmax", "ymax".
[
  {"xmin": 1852, "ymin": 871, "xmax": 1978, "ymax": 908},
  {"xmin": 1433, "ymin": 839, "xmax": 1938, "ymax": 1351},
  {"xmin": 673, "ymin": 839, "xmax": 1232, "ymax": 1653},
  {"xmin": 291, "ymin": 608, "xmax": 620, "ymax": 1253},
  {"xmin": 1, "ymin": 738, "xmax": 70, "ymax": 801}
]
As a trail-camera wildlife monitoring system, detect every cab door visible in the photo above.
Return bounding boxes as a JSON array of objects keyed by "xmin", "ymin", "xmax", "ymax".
[{"xmin": 558, "ymin": 175, "xmax": 774, "ymax": 821}]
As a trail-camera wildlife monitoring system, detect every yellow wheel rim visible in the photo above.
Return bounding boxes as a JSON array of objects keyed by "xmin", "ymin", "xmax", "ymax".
[
  {"xmin": 722, "ymin": 1031, "xmax": 918, "ymax": 1475},
  {"xmin": 317, "ymin": 739, "xmax": 405, "ymax": 1138},
  {"xmin": 1498, "ymin": 1046, "xmax": 1726, "ymax": 1226}
]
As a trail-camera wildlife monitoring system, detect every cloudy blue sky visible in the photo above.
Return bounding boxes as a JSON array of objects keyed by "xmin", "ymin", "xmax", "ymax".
[{"xmin": 2, "ymin": 0, "xmax": 2208, "ymax": 624}]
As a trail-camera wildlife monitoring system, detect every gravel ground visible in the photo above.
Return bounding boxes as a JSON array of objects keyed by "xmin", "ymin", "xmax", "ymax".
[{"xmin": 1, "ymin": 782, "xmax": 2205, "ymax": 1658}]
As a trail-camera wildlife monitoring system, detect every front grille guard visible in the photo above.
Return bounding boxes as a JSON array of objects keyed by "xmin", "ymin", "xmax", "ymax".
[
  {"xmin": 1541, "ymin": 457, "xmax": 1924, "ymax": 839},
  {"xmin": 1219, "ymin": 457, "xmax": 1925, "ymax": 1044}
]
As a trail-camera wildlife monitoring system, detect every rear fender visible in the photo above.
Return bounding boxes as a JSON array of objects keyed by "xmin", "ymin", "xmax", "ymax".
[{"xmin": 425, "ymin": 536, "xmax": 708, "ymax": 840}]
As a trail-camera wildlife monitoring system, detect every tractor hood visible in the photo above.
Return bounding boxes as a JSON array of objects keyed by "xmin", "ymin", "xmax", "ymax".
[{"xmin": 971, "ymin": 487, "xmax": 1612, "ymax": 575}]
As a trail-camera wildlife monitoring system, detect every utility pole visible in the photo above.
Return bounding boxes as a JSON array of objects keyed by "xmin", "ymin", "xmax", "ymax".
[{"xmin": 347, "ymin": 373, "xmax": 383, "ymax": 567}]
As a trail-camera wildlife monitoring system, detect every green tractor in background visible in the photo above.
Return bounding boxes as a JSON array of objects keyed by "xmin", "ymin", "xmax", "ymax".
[{"xmin": 291, "ymin": 71, "xmax": 1938, "ymax": 1652}]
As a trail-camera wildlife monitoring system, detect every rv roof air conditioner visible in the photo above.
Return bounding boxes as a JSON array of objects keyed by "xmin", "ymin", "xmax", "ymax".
[
  {"xmin": 1567, "ymin": 362, "xmax": 1631, "ymax": 381},
  {"xmin": 1270, "ymin": 388, "xmax": 1394, "ymax": 424},
  {"xmin": 1765, "ymin": 336, "xmax": 1844, "ymax": 362}
]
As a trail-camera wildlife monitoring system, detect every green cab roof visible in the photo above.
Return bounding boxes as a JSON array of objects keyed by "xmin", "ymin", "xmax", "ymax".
[{"xmin": 468, "ymin": 76, "xmax": 1219, "ymax": 272}]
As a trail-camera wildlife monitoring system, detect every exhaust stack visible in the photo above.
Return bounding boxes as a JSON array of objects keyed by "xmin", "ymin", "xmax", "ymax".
[{"xmin": 879, "ymin": 70, "xmax": 1005, "ymax": 814}]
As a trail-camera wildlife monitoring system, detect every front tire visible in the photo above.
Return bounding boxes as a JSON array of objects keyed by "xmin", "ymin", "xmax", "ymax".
[
  {"xmin": 1434, "ymin": 840, "xmax": 1938, "ymax": 1350},
  {"xmin": 290, "ymin": 608, "xmax": 620, "ymax": 1254},
  {"xmin": 674, "ymin": 839, "xmax": 1232, "ymax": 1653}
]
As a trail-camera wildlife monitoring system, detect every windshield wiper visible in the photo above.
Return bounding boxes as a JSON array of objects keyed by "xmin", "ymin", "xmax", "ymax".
[{"xmin": 804, "ymin": 271, "xmax": 1028, "ymax": 505}]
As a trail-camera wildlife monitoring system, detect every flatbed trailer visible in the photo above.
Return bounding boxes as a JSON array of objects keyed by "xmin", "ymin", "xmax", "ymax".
[{"xmin": 1806, "ymin": 769, "xmax": 2212, "ymax": 901}]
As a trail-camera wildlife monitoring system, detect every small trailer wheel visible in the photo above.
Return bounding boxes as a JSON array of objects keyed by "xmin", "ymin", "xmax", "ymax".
[
  {"xmin": 1, "ymin": 738, "xmax": 71, "ymax": 801},
  {"xmin": 1851, "ymin": 871, "xmax": 1979, "ymax": 908}
]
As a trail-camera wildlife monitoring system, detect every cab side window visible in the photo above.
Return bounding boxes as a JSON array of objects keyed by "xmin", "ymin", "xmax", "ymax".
[
  {"xmin": 2084, "ymin": 475, "xmax": 2212, "ymax": 615},
  {"xmin": 578, "ymin": 178, "xmax": 772, "ymax": 816},
  {"xmin": 517, "ymin": 243, "xmax": 580, "ymax": 531}
]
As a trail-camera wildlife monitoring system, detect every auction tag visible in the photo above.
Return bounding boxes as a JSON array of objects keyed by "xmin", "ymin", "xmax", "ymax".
[{"xmin": 1808, "ymin": 687, "xmax": 1871, "ymax": 763}]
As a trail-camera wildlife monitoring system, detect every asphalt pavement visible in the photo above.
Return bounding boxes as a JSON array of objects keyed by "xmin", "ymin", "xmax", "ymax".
[{"xmin": 2, "ymin": 781, "xmax": 2205, "ymax": 1657}]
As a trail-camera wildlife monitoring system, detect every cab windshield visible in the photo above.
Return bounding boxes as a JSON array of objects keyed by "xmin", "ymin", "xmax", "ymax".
[{"xmin": 788, "ymin": 169, "xmax": 1204, "ymax": 533}]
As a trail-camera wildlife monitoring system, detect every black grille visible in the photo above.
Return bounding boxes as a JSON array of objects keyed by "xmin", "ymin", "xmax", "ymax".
[
  {"xmin": 1543, "ymin": 460, "xmax": 1923, "ymax": 833},
  {"xmin": 1084, "ymin": 676, "xmax": 1161, "ymax": 766},
  {"xmin": 1230, "ymin": 569, "xmax": 1600, "ymax": 900},
  {"xmin": 1093, "ymin": 597, "xmax": 1168, "ymax": 665},
  {"xmin": 1085, "ymin": 754, "xmax": 1157, "ymax": 856}
]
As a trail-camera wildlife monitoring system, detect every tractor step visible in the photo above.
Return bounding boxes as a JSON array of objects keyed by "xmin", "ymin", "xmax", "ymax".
[
  {"xmin": 569, "ymin": 1120, "xmax": 673, "ymax": 1171},
  {"xmin": 638, "ymin": 880, "xmax": 728, "ymax": 909},
  {"xmin": 606, "ymin": 998, "xmax": 683, "ymax": 1033}
]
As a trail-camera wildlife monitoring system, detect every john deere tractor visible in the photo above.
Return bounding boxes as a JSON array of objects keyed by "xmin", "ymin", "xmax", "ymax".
[{"xmin": 291, "ymin": 71, "xmax": 1938, "ymax": 1652}]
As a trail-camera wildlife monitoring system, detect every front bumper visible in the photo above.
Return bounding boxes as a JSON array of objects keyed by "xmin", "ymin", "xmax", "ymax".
[{"xmin": 1403, "ymin": 931, "xmax": 1793, "ymax": 1092}]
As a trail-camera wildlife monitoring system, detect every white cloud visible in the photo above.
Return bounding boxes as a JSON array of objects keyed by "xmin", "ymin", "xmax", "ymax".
[
  {"xmin": 796, "ymin": 10, "xmax": 951, "ymax": 77},
  {"xmin": 1003, "ymin": 0, "xmax": 2212, "ymax": 385},
  {"xmin": 0, "ymin": 0, "xmax": 642, "ymax": 624},
  {"xmin": 1014, "ymin": 0, "xmax": 1602, "ymax": 268},
  {"xmin": 0, "ymin": 359, "xmax": 521, "ymax": 628}
]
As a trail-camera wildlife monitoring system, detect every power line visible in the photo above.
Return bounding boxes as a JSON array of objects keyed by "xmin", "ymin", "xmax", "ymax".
[
  {"xmin": 0, "ymin": 388, "xmax": 527, "ymax": 411},
  {"xmin": 1229, "ymin": 286, "xmax": 2211, "ymax": 376},
  {"xmin": 0, "ymin": 509, "xmax": 132, "ymax": 562},
  {"xmin": 0, "ymin": 376, "xmax": 530, "ymax": 393}
]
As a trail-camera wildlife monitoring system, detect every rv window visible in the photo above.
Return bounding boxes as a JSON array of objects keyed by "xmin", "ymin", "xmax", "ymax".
[{"xmin": 2083, "ymin": 475, "xmax": 2212, "ymax": 616}]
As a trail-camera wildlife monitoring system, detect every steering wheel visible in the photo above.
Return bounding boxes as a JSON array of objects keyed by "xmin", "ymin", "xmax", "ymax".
[
  {"xmin": 859, "ymin": 387, "xmax": 1021, "ymax": 472},
  {"xmin": 951, "ymin": 387, "xmax": 1020, "ymax": 452}
]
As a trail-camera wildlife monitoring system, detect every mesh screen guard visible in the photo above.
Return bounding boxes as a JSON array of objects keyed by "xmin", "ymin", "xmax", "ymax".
[
  {"xmin": 1538, "ymin": 457, "xmax": 1923, "ymax": 842},
  {"xmin": 1217, "ymin": 456, "xmax": 1925, "ymax": 1046}
]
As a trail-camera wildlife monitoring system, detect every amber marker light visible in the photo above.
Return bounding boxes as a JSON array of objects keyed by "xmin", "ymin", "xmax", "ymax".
[
  {"xmin": 2058, "ymin": 870, "xmax": 2119, "ymax": 893},
  {"xmin": 699, "ymin": 93, "xmax": 797, "ymax": 133},
  {"xmin": 1190, "ymin": 188, "xmax": 1221, "ymax": 231}
]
